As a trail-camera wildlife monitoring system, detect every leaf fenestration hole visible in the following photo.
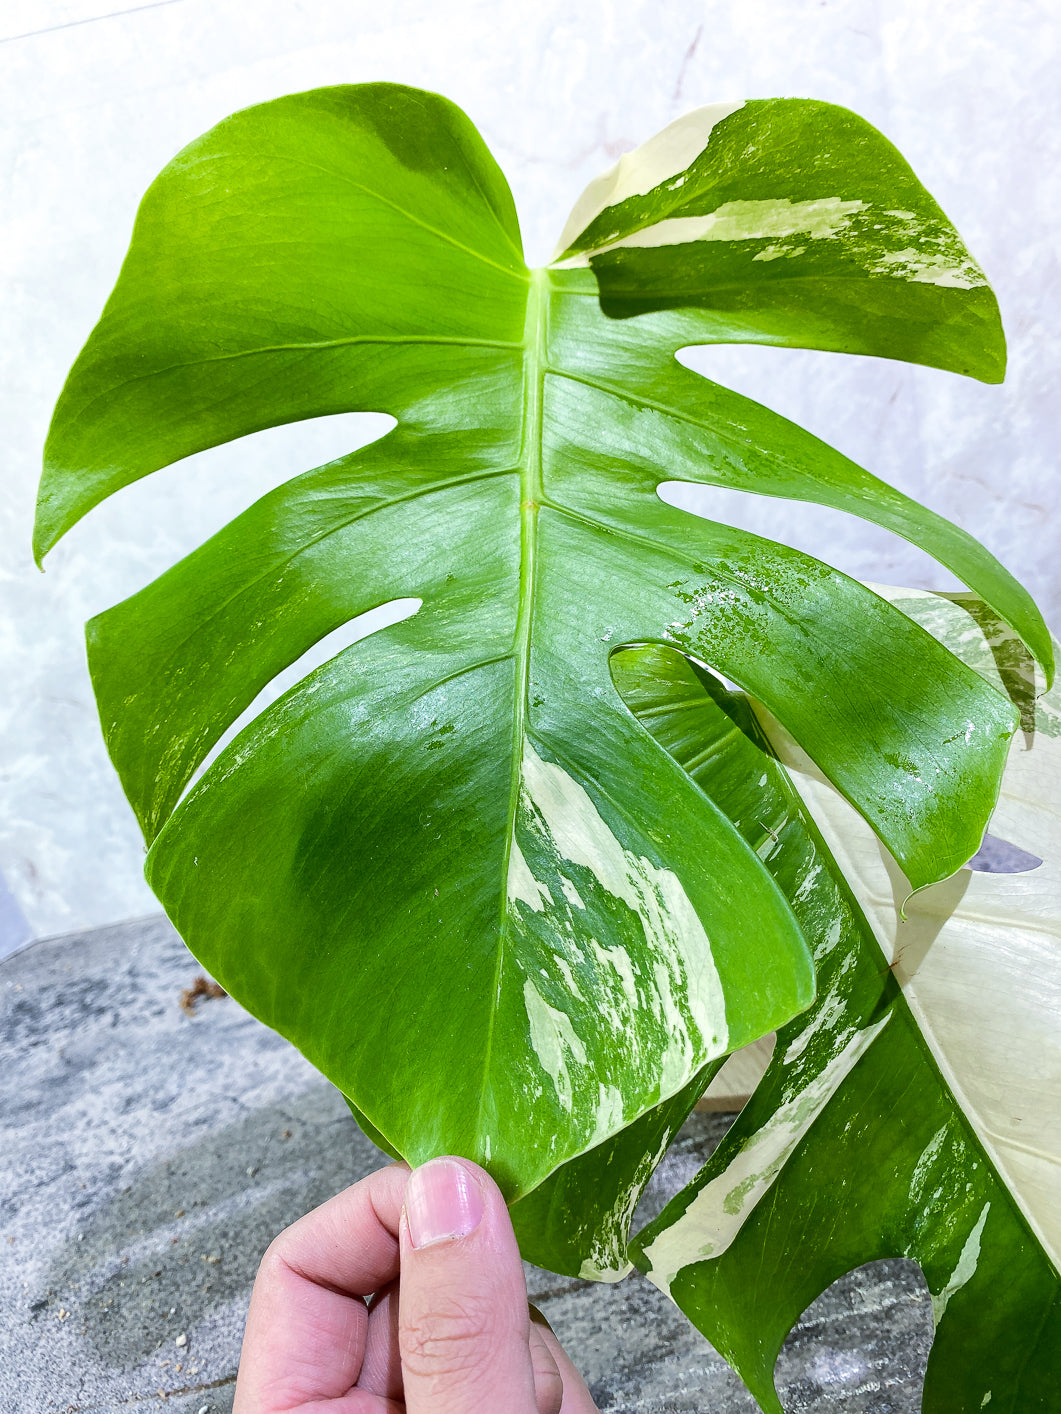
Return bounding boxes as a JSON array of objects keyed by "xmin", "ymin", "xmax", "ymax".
[
  {"xmin": 177, "ymin": 597, "xmax": 422, "ymax": 804},
  {"xmin": 697, "ymin": 1034, "xmax": 775, "ymax": 1114},
  {"xmin": 966, "ymin": 834, "xmax": 1043, "ymax": 874},
  {"xmin": 631, "ymin": 1036, "xmax": 776, "ymax": 1243},
  {"xmin": 657, "ymin": 478, "xmax": 964, "ymax": 597},
  {"xmin": 631, "ymin": 1109, "xmax": 739, "ymax": 1237},
  {"xmin": 51, "ymin": 412, "xmax": 397, "ymax": 610},
  {"xmin": 776, "ymin": 1258, "xmax": 932, "ymax": 1409}
]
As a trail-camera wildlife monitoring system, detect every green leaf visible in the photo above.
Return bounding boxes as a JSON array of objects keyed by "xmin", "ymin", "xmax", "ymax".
[
  {"xmin": 629, "ymin": 596, "xmax": 1060, "ymax": 1412},
  {"xmin": 550, "ymin": 97, "xmax": 1050, "ymax": 682},
  {"xmin": 511, "ymin": 1061, "xmax": 717, "ymax": 1280},
  {"xmin": 556, "ymin": 99, "xmax": 1007, "ymax": 383},
  {"xmin": 510, "ymin": 637, "xmax": 838, "ymax": 1281},
  {"xmin": 37, "ymin": 85, "xmax": 1046, "ymax": 1200}
]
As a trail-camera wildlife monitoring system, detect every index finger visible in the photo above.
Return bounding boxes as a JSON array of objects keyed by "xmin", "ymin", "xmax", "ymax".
[{"xmin": 234, "ymin": 1162, "xmax": 410, "ymax": 1412}]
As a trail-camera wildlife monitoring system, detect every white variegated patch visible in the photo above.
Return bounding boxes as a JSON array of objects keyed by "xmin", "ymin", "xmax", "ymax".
[
  {"xmin": 869, "ymin": 209, "xmax": 989, "ymax": 289},
  {"xmin": 641, "ymin": 1015, "xmax": 890, "ymax": 1289},
  {"xmin": 522, "ymin": 741, "xmax": 729, "ymax": 1076},
  {"xmin": 931, "ymin": 1201, "xmax": 990, "ymax": 1325},
  {"xmin": 509, "ymin": 742, "xmax": 730, "ymax": 1139},
  {"xmin": 578, "ymin": 1127, "xmax": 675, "ymax": 1285},
  {"xmin": 552, "ymin": 105, "xmax": 991, "ymax": 300},
  {"xmin": 523, "ymin": 977, "xmax": 587, "ymax": 1111},
  {"xmin": 758, "ymin": 585, "xmax": 1061, "ymax": 1270},
  {"xmin": 554, "ymin": 196, "xmax": 866, "ymax": 268},
  {"xmin": 507, "ymin": 838, "xmax": 551, "ymax": 912},
  {"xmin": 552, "ymin": 101, "xmax": 744, "ymax": 260}
]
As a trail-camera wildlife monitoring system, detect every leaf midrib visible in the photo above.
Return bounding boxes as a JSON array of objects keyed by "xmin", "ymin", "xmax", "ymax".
[{"xmin": 475, "ymin": 267, "xmax": 549, "ymax": 1146}]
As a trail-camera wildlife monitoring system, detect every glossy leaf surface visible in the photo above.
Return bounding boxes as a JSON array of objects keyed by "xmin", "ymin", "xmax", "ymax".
[
  {"xmin": 556, "ymin": 99, "xmax": 1011, "ymax": 385},
  {"xmin": 38, "ymin": 86, "xmax": 1046, "ymax": 1200},
  {"xmin": 630, "ymin": 594, "xmax": 1060, "ymax": 1413}
]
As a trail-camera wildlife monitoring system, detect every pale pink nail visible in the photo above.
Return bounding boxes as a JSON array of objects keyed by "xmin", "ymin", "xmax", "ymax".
[{"xmin": 405, "ymin": 1158, "xmax": 484, "ymax": 1249}]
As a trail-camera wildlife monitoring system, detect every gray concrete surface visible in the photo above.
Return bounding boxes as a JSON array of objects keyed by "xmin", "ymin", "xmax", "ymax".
[{"xmin": 0, "ymin": 915, "xmax": 933, "ymax": 1412}]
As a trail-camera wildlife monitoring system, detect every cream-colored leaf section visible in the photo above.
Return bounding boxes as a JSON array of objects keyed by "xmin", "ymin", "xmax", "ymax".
[
  {"xmin": 507, "ymin": 839, "xmax": 551, "ymax": 912},
  {"xmin": 578, "ymin": 1128, "xmax": 674, "ymax": 1285},
  {"xmin": 550, "ymin": 101, "xmax": 744, "ymax": 260},
  {"xmin": 756, "ymin": 585, "xmax": 1061, "ymax": 1269},
  {"xmin": 507, "ymin": 742, "xmax": 734, "ymax": 1195},
  {"xmin": 870, "ymin": 211, "xmax": 988, "ymax": 289},
  {"xmin": 931, "ymin": 1202, "xmax": 990, "ymax": 1325},
  {"xmin": 641, "ymin": 1015, "xmax": 890, "ymax": 1289},
  {"xmin": 524, "ymin": 977, "xmax": 587, "ymax": 1112},
  {"xmin": 520, "ymin": 740, "xmax": 729, "ymax": 1080},
  {"xmin": 553, "ymin": 196, "xmax": 866, "ymax": 268}
]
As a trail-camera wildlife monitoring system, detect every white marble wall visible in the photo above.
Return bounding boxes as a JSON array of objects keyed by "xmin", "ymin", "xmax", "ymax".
[{"xmin": 2, "ymin": 0, "xmax": 1058, "ymax": 943}]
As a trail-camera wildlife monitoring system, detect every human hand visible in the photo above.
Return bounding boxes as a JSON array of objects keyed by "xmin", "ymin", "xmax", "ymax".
[{"xmin": 233, "ymin": 1156, "xmax": 600, "ymax": 1412}]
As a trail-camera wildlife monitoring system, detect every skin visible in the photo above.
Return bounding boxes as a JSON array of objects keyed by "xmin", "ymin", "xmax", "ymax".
[{"xmin": 233, "ymin": 1156, "xmax": 600, "ymax": 1414}]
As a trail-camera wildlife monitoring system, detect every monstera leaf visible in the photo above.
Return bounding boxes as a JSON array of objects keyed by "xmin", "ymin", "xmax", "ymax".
[
  {"xmin": 37, "ymin": 85, "xmax": 1050, "ymax": 1208},
  {"xmin": 629, "ymin": 591, "xmax": 1060, "ymax": 1412}
]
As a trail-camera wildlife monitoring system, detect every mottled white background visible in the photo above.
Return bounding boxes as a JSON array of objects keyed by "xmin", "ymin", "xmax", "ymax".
[{"xmin": 2, "ymin": 0, "xmax": 1058, "ymax": 947}]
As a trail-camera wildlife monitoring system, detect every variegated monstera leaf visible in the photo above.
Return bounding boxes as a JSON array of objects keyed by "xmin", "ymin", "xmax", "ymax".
[
  {"xmin": 38, "ymin": 85, "xmax": 1050, "ymax": 1230},
  {"xmin": 628, "ymin": 591, "xmax": 1060, "ymax": 1412}
]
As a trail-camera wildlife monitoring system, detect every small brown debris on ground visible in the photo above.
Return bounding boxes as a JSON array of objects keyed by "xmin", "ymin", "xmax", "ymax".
[{"xmin": 179, "ymin": 975, "xmax": 227, "ymax": 1016}]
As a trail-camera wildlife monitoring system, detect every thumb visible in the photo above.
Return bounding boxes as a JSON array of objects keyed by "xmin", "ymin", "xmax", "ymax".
[{"xmin": 398, "ymin": 1156, "xmax": 541, "ymax": 1414}]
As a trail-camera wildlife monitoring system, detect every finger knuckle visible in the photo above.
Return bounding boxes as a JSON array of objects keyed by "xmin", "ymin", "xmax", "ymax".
[
  {"xmin": 400, "ymin": 1292, "xmax": 497, "ymax": 1379},
  {"xmin": 255, "ymin": 1238, "xmax": 291, "ymax": 1284},
  {"xmin": 533, "ymin": 1362, "xmax": 564, "ymax": 1414}
]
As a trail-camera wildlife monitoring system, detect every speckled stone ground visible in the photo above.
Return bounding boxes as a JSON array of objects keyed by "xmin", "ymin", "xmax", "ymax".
[{"xmin": 0, "ymin": 916, "xmax": 934, "ymax": 1413}]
